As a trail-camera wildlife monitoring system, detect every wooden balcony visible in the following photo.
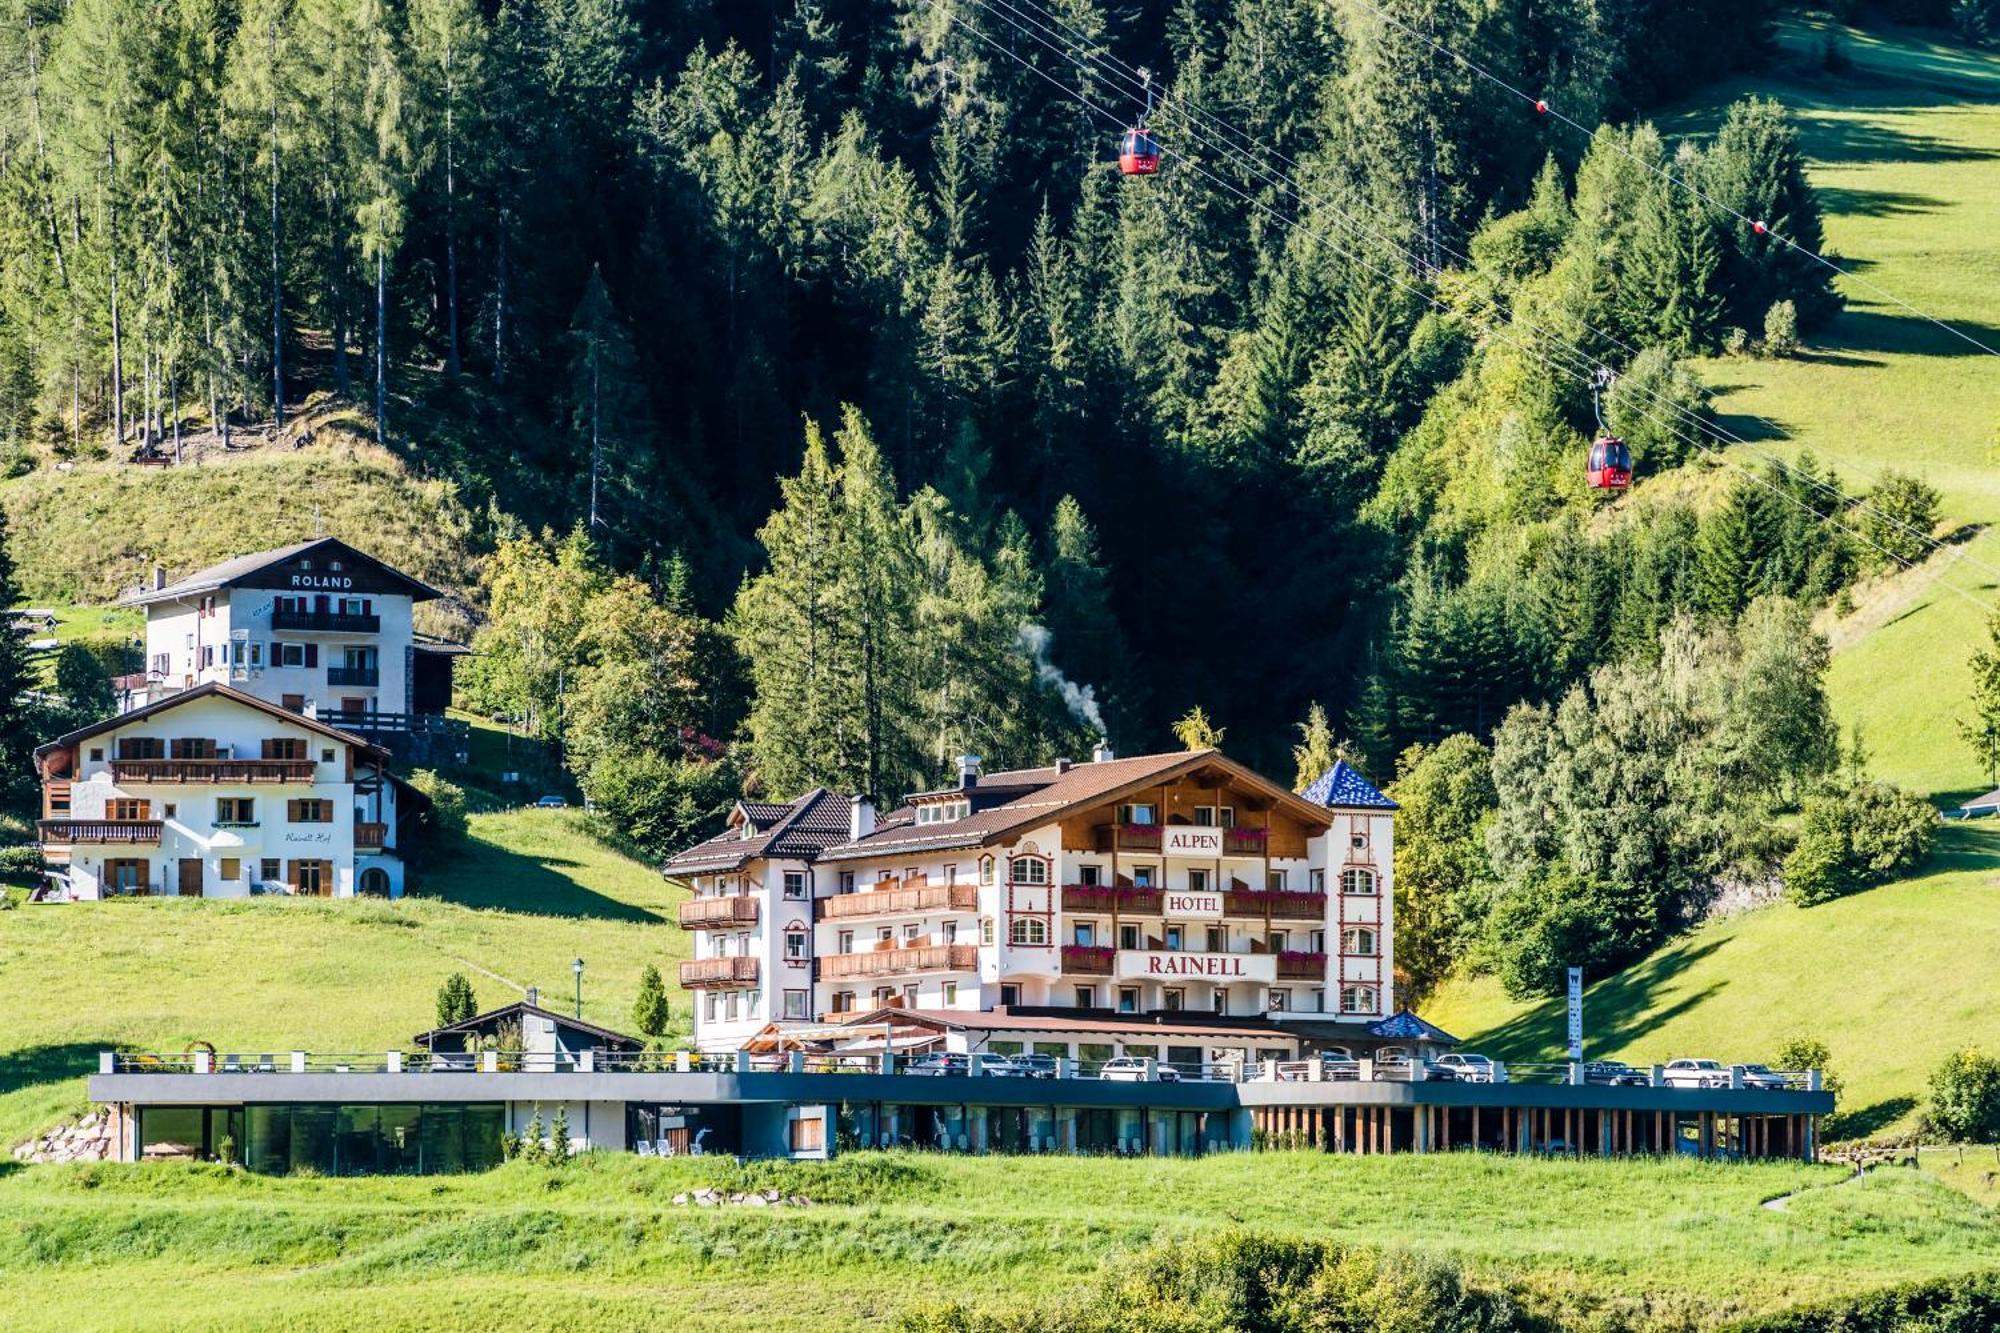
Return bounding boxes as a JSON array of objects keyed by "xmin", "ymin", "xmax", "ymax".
[
  {"xmin": 678, "ymin": 896, "xmax": 760, "ymax": 929},
  {"xmin": 1060, "ymin": 884, "xmax": 1164, "ymax": 915},
  {"xmin": 38, "ymin": 819, "xmax": 163, "ymax": 845},
  {"xmin": 355, "ymin": 822, "xmax": 387, "ymax": 850},
  {"xmin": 1095, "ymin": 825, "xmax": 1163, "ymax": 853},
  {"xmin": 272, "ymin": 607, "xmax": 380, "ymax": 633},
  {"xmin": 327, "ymin": 666, "xmax": 380, "ymax": 687},
  {"xmin": 1277, "ymin": 951, "xmax": 1329, "ymax": 981},
  {"xmin": 818, "ymin": 944, "xmax": 978, "ymax": 980},
  {"xmin": 1060, "ymin": 945, "xmax": 1115, "ymax": 975},
  {"xmin": 1223, "ymin": 827, "xmax": 1269, "ymax": 855},
  {"xmin": 1222, "ymin": 889, "xmax": 1329, "ymax": 922},
  {"xmin": 819, "ymin": 883, "xmax": 979, "ymax": 920},
  {"xmin": 111, "ymin": 758, "xmax": 317, "ymax": 784},
  {"xmin": 679, "ymin": 956, "xmax": 760, "ymax": 989}
]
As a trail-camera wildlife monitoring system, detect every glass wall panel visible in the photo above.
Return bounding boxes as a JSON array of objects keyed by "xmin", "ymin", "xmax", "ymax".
[
  {"xmin": 378, "ymin": 1105, "xmax": 422, "ymax": 1175},
  {"xmin": 461, "ymin": 1105, "xmax": 506, "ymax": 1171},
  {"xmin": 289, "ymin": 1106, "xmax": 337, "ymax": 1175},
  {"xmin": 336, "ymin": 1105, "xmax": 380, "ymax": 1175},
  {"xmin": 246, "ymin": 1104, "xmax": 291, "ymax": 1174},
  {"xmin": 138, "ymin": 1107, "xmax": 208, "ymax": 1160}
]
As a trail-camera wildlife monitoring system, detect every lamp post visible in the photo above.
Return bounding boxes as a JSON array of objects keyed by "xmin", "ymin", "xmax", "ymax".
[{"xmin": 573, "ymin": 957, "xmax": 584, "ymax": 1019}]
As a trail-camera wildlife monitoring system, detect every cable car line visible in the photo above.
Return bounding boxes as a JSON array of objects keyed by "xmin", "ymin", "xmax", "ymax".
[
  {"xmin": 1336, "ymin": 0, "xmax": 2000, "ymax": 360},
  {"xmin": 960, "ymin": 0, "xmax": 1997, "ymax": 578}
]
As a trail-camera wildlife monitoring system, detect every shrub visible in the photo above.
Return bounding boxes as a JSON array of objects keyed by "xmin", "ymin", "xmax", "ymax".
[
  {"xmin": 549, "ymin": 1106, "xmax": 572, "ymax": 1166},
  {"xmin": 0, "ymin": 843, "xmax": 43, "ymax": 885},
  {"xmin": 1927, "ymin": 1048, "xmax": 2000, "ymax": 1142},
  {"xmin": 1724, "ymin": 326, "xmax": 1752, "ymax": 356},
  {"xmin": 1730, "ymin": 1271, "xmax": 2000, "ymax": 1332},
  {"xmin": 436, "ymin": 972, "xmax": 477, "ymax": 1028},
  {"xmin": 632, "ymin": 964, "xmax": 670, "ymax": 1038},
  {"xmin": 1862, "ymin": 471, "xmax": 1942, "ymax": 569},
  {"xmin": 1763, "ymin": 300, "xmax": 1800, "ymax": 357},
  {"xmin": 1783, "ymin": 782, "xmax": 1935, "ymax": 906},
  {"xmin": 1605, "ymin": 346, "xmax": 1712, "ymax": 471}
]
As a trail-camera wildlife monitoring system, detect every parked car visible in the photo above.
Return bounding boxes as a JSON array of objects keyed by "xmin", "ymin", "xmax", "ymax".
[
  {"xmin": 1319, "ymin": 1057, "xmax": 1361, "ymax": 1082},
  {"xmin": 1662, "ymin": 1058, "xmax": 1730, "ymax": 1090},
  {"xmin": 1011, "ymin": 1053, "xmax": 1061, "ymax": 1079},
  {"xmin": 976, "ymin": 1053, "xmax": 1025, "ymax": 1078},
  {"xmin": 1419, "ymin": 1062, "xmax": 1460, "ymax": 1083},
  {"xmin": 534, "ymin": 794, "xmax": 568, "ymax": 808},
  {"xmin": 1099, "ymin": 1056, "xmax": 1179, "ymax": 1082},
  {"xmin": 1582, "ymin": 1059, "xmax": 1648, "ymax": 1087},
  {"xmin": 1738, "ymin": 1063, "xmax": 1789, "ymax": 1090},
  {"xmin": 906, "ymin": 1053, "xmax": 969, "ymax": 1077},
  {"xmin": 1434, "ymin": 1053, "xmax": 1497, "ymax": 1083}
]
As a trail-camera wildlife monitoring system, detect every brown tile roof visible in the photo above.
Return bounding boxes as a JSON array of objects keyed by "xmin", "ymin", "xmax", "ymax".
[
  {"xmin": 33, "ymin": 682, "xmax": 392, "ymax": 763},
  {"xmin": 662, "ymin": 788, "xmax": 851, "ymax": 876},
  {"xmin": 117, "ymin": 536, "xmax": 442, "ymax": 606}
]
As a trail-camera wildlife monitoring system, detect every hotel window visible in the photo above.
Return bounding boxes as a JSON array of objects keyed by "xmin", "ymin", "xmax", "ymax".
[
  {"xmin": 942, "ymin": 921, "xmax": 958, "ymax": 944},
  {"xmin": 249, "ymin": 643, "xmax": 262, "ymax": 668},
  {"xmin": 107, "ymin": 859, "xmax": 147, "ymax": 893},
  {"xmin": 1000, "ymin": 984, "xmax": 1021, "ymax": 1006},
  {"xmin": 89, "ymin": 747, "xmax": 104, "ymax": 763},
  {"xmin": 1118, "ymin": 803, "xmax": 1156, "ymax": 826},
  {"xmin": 1079, "ymin": 863, "xmax": 1101, "ymax": 887},
  {"xmin": 1163, "ymin": 988, "xmax": 1184, "ymax": 1011},
  {"xmin": 1342, "ymin": 927, "xmax": 1377, "ymax": 956},
  {"xmin": 1340, "ymin": 867, "xmax": 1377, "ymax": 895},
  {"xmin": 1193, "ymin": 805, "xmax": 1215, "ymax": 827},
  {"xmin": 836, "ymin": 930, "xmax": 854, "ymax": 954},
  {"xmin": 905, "ymin": 867, "xmax": 919, "ymax": 882},
  {"xmin": 942, "ymin": 981, "xmax": 958, "ymax": 1005},
  {"xmin": 1010, "ymin": 856, "xmax": 1048, "ymax": 885},
  {"xmin": 1311, "ymin": 988, "xmax": 1325, "ymax": 1013},
  {"xmin": 1132, "ymin": 865, "xmax": 1155, "ymax": 887},
  {"xmin": 943, "ymin": 863, "xmax": 956, "ymax": 884},
  {"xmin": 1269, "ymin": 989, "xmax": 1290, "ymax": 1012},
  {"xmin": 705, "ymin": 994, "xmax": 718, "ymax": 1022},
  {"xmin": 1205, "ymin": 926, "xmax": 1224, "ymax": 952},
  {"xmin": 163, "ymin": 804, "xmax": 177, "ymax": 818},
  {"xmin": 832, "ymin": 990, "xmax": 855, "ymax": 1013},
  {"xmin": 287, "ymin": 799, "xmax": 332, "ymax": 824},
  {"xmin": 1269, "ymin": 931, "xmax": 1288, "ymax": 953},
  {"xmin": 262, "ymin": 738, "xmax": 308, "ymax": 761},
  {"xmin": 725, "ymin": 993, "xmax": 740, "ymax": 1021},
  {"xmin": 1072, "ymin": 921, "xmax": 1095, "ymax": 947},
  {"xmin": 839, "ymin": 871, "xmax": 855, "ymax": 893},
  {"xmin": 293, "ymin": 860, "xmax": 326, "ymax": 894},
  {"xmin": 784, "ymin": 927, "xmax": 809, "ymax": 961},
  {"xmin": 1309, "ymin": 930, "xmax": 1326, "ymax": 953},
  {"xmin": 1164, "ymin": 925, "xmax": 1184, "ymax": 951},
  {"xmin": 260, "ymin": 858, "xmax": 280, "ymax": 885},
  {"xmin": 1266, "ymin": 869, "xmax": 1288, "ymax": 891},
  {"xmin": 109, "ymin": 799, "xmax": 151, "ymax": 822},
  {"xmin": 321, "ymin": 748, "xmax": 334, "ymax": 763},
  {"xmin": 220, "ymin": 858, "xmax": 241, "ymax": 881},
  {"xmin": 982, "ymin": 918, "xmax": 995, "ymax": 945},
  {"xmin": 876, "ymin": 926, "xmax": 894, "ymax": 944},
  {"xmin": 1187, "ymin": 868, "xmax": 1210, "ymax": 893},
  {"xmin": 1340, "ymin": 985, "xmax": 1379, "ymax": 1014},
  {"xmin": 873, "ymin": 987, "xmax": 895, "ymax": 1007},
  {"xmin": 782, "ymin": 990, "xmax": 809, "ymax": 1020},
  {"xmin": 1118, "ymin": 924, "xmax": 1140, "ymax": 950},
  {"xmin": 47, "ymin": 784, "xmax": 70, "ymax": 815},
  {"xmin": 1010, "ymin": 917, "xmax": 1048, "ymax": 946},
  {"xmin": 1351, "ymin": 832, "xmax": 1369, "ymax": 851},
  {"xmin": 900, "ymin": 984, "xmax": 919, "ymax": 1007},
  {"xmin": 1212, "ymin": 992, "xmax": 1228, "ymax": 1015},
  {"xmin": 118, "ymin": 736, "xmax": 164, "ymax": 760},
  {"xmin": 783, "ymin": 871, "xmax": 807, "ymax": 899},
  {"xmin": 1219, "ymin": 807, "xmax": 1236, "ymax": 828},
  {"xmin": 273, "ymin": 642, "xmax": 309, "ymax": 668},
  {"xmin": 1310, "ymin": 869, "xmax": 1326, "ymax": 892},
  {"xmin": 902, "ymin": 923, "xmax": 920, "ymax": 944},
  {"xmin": 980, "ymin": 857, "xmax": 995, "ymax": 885},
  {"xmin": 1117, "ymin": 987, "xmax": 1139, "ymax": 1014},
  {"xmin": 215, "ymin": 797, "xmax": 255, "ymax": 825},
  {"xmin": 1074, "ymin": 986, "xmax": 1095, "ymax": 1009}
]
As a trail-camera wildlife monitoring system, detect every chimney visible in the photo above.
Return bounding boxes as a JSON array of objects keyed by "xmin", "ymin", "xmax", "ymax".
[
  {"xmin": 524, "ymin": 986, "xmax": 540, "ymax": 1008},
  {"xmin": 1054, "ymin": 757, "xmax": 1072, "ymax": 774},
  {"xmin": 1092, "ymin": 739, "xmax": 1115, "ymax": 763},
  {"xmin": 151, "ymin": 564, "xmax": 167, "ymax": 592},
  {"xmin": 957, "ymin": 754, "xmax": 982, "ymax": 790},
  {"xmin": 849, "ymin": 794, "xmax": 876, "ymax": 840}
]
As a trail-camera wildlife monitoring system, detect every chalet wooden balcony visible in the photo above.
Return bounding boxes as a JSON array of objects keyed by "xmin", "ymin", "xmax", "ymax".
[
  {"xmin": 111, "ymin": 758, "xmax": 318, "ymax": 784},
  {"xmin": 1223, "ymin": 827, "xmax": 1269, "ymax": 855},
  {"xmin": 679, "ymin": 956, "xmax": 760, "ymax": 989},
  {"xmin": 1060, "ymin": 884, "xmax": 1164, "ymax": 915},
  {"xmin": 819, "ymin": 883, "xmax": 979, "ymax": 921},
  {"xmin": 1277, "ymin": 950, "xmax": 1329, "ymax": 981},
  {"xmin": 271, "ymin": 607, "xmax": 380, "ymax": 633},
  {"xmin": 38, "ymin": 819, "xmax": 163, "ymax": 845},
  {"xmin": 678, "ymin": 896, "xmax": 760, "ymax": 929},
  {"xmin": 1095, "ymin": 825, "xmax": 1163, "ymax": 853},
  {"xmin": 354, "ymin": 822, "xmax": 387, "ymax": 850},
  {"xmin": 819, "ymin": 943, "xmax": 978, "ymax": 980},
  {"xmin": 1060, "ymin": 944, "xmax": 1115, "ymax": 976},
  {"xmin": 1222, "ymin": 890, "xmax": 1328, "ymax": 922},
  {"xmin": 326, "ymin": 665, "xmax": 380, "ymax": 687}
]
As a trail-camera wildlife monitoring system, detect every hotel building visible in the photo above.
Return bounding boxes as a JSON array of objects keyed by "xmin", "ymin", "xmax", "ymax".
[{"xmin": 664, "ymin": 746, "xmax": 1401, "ymax": 1058}]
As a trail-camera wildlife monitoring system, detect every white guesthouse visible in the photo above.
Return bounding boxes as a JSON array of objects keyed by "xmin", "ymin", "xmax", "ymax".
[{"xmin": 35, "ymin": 683, "xmax": 415, "ymax": 899}]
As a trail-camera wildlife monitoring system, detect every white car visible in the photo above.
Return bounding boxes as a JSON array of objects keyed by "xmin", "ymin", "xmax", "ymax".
[
  {"xmin": 1662, "ymin": 1058, "xmax": 1731, "ymax": 1090},
  {"xmin": 1098, "ymin": 1056, "xmax": 1178, "ymax": 1083},
  {"xmin": 1434, "ymin": 1053, "xmax": 1497, "ymax": 1083},
  {"xmin": 1738, "ymin": 1063, "xmax": 1789, "ymax": 1091}
]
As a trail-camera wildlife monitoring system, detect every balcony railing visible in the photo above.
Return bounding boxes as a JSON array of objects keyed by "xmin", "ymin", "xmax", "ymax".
[
  {"xmin": 327, "ymin": 711, "xmax": 469, "ymax": 744},
  {"xmin": 818, "ymin": 944, "xmax": 978, "ymax": 980},
  {"xmin": 678, "ymin": 896, "xmax": 760, "ymax": 929},
  {"xmin": 1096, "ymin": 825, "xmax": 1163, "ymax": 853},
  {"xmin": 111, "ymin": 758, "xmax": 318, "ymax": 784},
  {"xmin": 1277, "ymin": 950, "xmax": 1329, "ymax": 980},
  {"xmin": 1061, "ymin": 884, "xmax": 1164, "ymax": 915},
  {"xmin": 1060, "ymin": 944, "xmax": 1115, "ymax": 975},
  {"xmin": 1223, "ymin": 827, "xmax": 1269, "ymax": 854},
  {"xmin": 820, "ymin": 883, "xmax": 979, "ymax": 920},
  {"xmin": 271, "ymin": 608, "xmax": 380, "ymax": 634},
  {"xmin": 355, "ymin": 822, "xmax": 387, "ymax": 850},
  {"xmin": 679, "ymin": 956, "xmax": 760, "ymax": 989},
  {"xmin": 38, "ymin": 819, "xmax": 163, "ymax": 845},
  {"xmin": 1222, "ymin": 889, "xmax": 1329, "ymax": 922},
  {"xmin": 326, "ymin": 666, "xmax": 380, "ymax": 687}
]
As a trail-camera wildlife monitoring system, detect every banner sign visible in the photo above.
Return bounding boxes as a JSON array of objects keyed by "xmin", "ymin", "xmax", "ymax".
[
  {"xmin": 1116, "ymin": 950, "xmax": 1275, "ymax": 984},
  {"xmin": 1162, "ymin": 826, "xmax": 1225, "ymax": 858},
  {"xmin": 1162, "ymin": 890, "xmax": 1225, "ymax": 920}
]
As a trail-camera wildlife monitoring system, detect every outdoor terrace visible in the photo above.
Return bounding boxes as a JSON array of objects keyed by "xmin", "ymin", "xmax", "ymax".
[
  {"xmin": 679, "ymin": 956, "xmax": 760, "ymax": 989},
  {"xmin": 818, "ymin": 943, "xmax": 979, "ymax": 980},
  {"xmin": 111, "ymin": 758, "xmax": 317, "ymax": 784},
  {"xmin": 679, "ymin": 896, "xmax": 760, "ymax": 929},
  {"xmin": 37, "ymin": 819, "xmax": 163, "ymax": 845},
  {"xmin": 819, "ymin": 882, "xmax": 979, "ymax": 920}
]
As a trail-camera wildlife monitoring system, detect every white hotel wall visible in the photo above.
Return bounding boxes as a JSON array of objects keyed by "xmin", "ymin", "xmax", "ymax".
[{"xmin": 143, "ymin": 591, "xmax": 417, "ymax": 715}]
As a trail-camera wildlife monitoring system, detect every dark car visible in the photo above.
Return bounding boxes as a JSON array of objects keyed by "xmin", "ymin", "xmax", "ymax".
[
  {"xmin": 1582, "ymin": 1060, "xmax": 1648, "ymax": 1087},
  {"xmin": 905, "ymin": 1053, "xmax": 969, "ymax": 1077},
  {"xmin": 1011, "ymin": 1053, "xmax": 1061, "ymax": 1079}
]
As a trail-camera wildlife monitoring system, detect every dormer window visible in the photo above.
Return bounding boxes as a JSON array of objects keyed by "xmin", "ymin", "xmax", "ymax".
[{"xmin": 916, "ymin": 799, "xmax": 970, "ymax": 825}]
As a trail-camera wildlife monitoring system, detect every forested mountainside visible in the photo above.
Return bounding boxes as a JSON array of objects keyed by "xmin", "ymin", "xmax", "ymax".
[{"xmin": 0, "ymin": 1, "xmax": 1979, "ymax": 997}]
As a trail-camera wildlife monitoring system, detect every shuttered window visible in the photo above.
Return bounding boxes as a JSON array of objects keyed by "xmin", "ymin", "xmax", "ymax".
[
  {"xmin": 169, "ymin": 738, "xmax": 216, "ymax": 759},
  {"xmin": 262, "ymin": 738, "xmax": 308, "ymax": 761},
  {"xmin": 287, "ymin": 799, "xmax": 332, "ymax": 823},
  {"xmin": 117, "ymin": 737, "xmax": 164, "ymax": 760}
]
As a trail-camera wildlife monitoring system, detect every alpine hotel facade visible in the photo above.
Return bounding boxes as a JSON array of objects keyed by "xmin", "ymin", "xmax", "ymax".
[{"xmin": 665, "ymin": 746, "xmax": 1400, "ymax": 1055}]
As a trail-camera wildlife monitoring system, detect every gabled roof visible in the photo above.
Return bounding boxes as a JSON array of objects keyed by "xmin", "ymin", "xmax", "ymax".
[
  {"xmin": 412, "ymin": 999, "xmax": 645, "ymax": 1051},
  {"xmin": 1366, "ymin": 1010, "xmax": 1459, "ymax": 1044},
  {"xmin": 1301, "ymin": 760, "xmax": 1399, "ymax": 811},
  {"xmin": 817, "ymin": 749, "xmax": 1336, "ymax": 862},
  {"xmin": 661, "ymin": 788, "xmax": 851, "ymax": 876},
  {"xmin": 33, "ymin": 682, "xmax": 390, "ymax": 762},
  {"xmin": 118, "ymin": 536, "xmax": 442, "ymax": 607}
]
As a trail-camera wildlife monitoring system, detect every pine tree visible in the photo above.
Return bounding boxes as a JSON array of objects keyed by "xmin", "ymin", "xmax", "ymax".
[
  {"xmin": 632, "ymin": 964, "xmax": 670, "ymax": 1038},
  {"xmin": 1697, "ymin": 476, "xmax": 1771, "ymax": 619},
  {"xmin": 1172, "ymin": 706, "xmax": 1224, "ymax": 750},
  {"xmin": 0, "ymin": 508, "xmax": 41, "ymax": 819},
  {"xmin": 1291, "ymin": 701, "xmax": 1340, "ymax": 791},
  {"xmin": 407, "ymin": 0, "xmax": 488, "ymax": 378},
  {"xmin": 1962, "ymin": 613, "xmax": 2000, "ymax": 786},
  {"xmin": 1617, "ymin": 161, "xmax": 1725, "ymax": 354},
  {"xmin": 435, "ymin": 971, "xmax": 477, "ymax": 1027}
]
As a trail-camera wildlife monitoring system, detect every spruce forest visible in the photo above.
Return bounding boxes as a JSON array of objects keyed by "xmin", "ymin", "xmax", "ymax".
[{"xmin": 0, "ymin": 0, "xmax": 1962, "ymax": 996}]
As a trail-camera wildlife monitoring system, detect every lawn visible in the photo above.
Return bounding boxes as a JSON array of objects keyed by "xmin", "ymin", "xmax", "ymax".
[
  {"xmin": 0, "ymin": 1151, "xmax": 1990, "ymax": 1331},
  {"xmin": 0, "ymin": 808, "xmax": 689, "ymax": 1151},
  {"xmin": 1667, "ymin": 19, "xmax": 2000, "ymax": 798},
  {"xmin": 1426, "ymin": 823, "xmax": 2000, "ymax": 1137}
]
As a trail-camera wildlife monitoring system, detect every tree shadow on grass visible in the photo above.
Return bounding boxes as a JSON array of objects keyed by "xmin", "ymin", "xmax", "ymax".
[
  {"xmin": 0, "ymin": 1042, "xmax": 107, "ymax": 1098},
  {"xmin": 1790, "ymin": 349, "xmax": 1888, "ymax": 369},
  {"xmin": 1816, "ymin": 186, "xmax": 1947, "ymax": 219},
  {"xmin": 1455, "ymin": 939, "xmax": 1729, "ymax": 1061},
  {"xmin": 416, "ymin": 835, "xmax": 667, "ymax": 925},
  {"xmin": 1710, "ymin": 411, "xmax": 1793, "ymax": 444},
  {"xmin": 1823, "ymin": 310, "xmax": 2000, "ymax": 358},
  {"xmin": 1828, "ymin": 1096, "xmax": 1919, "ymax": 1141}
]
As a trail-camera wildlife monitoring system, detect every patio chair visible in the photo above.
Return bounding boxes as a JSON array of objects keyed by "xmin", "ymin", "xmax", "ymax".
[{"xmin": 636, "ymin": 1140, "xmax": 656, "ymax": 1157}]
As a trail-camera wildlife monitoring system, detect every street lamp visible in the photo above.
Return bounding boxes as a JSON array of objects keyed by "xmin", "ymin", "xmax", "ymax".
[{"xmin": 572, "ymin": 957, "xmax": 585, "ymax": 1019}]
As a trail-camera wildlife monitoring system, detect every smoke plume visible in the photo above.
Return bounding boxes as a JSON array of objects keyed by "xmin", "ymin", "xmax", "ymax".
[{"xmin": 1019, "ymin": 623, "xmax": 1107, "ymax": 738}]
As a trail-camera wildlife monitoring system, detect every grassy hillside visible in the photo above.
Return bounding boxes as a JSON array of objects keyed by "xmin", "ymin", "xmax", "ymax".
[
  {"xmin": 0, "ymin": 1151, "xmax": 1992, "ymax": 1331},
  {"xmin": 0, "ymin": 809, "xmax": 688, "ymax": 1151},
  {"xmin": 1669, "ymin": 19, "xmax": 2000, "ymax": 797}
]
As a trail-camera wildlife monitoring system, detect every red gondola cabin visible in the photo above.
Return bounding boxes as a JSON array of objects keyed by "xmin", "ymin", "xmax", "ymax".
[
  {"xmin": 1120, "ymin": 128, "xmax": 1160, "ymax": 175},
  {"xmin": 1587, "ymin": 435, "xmax": 1632, "ymax": 491}
]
